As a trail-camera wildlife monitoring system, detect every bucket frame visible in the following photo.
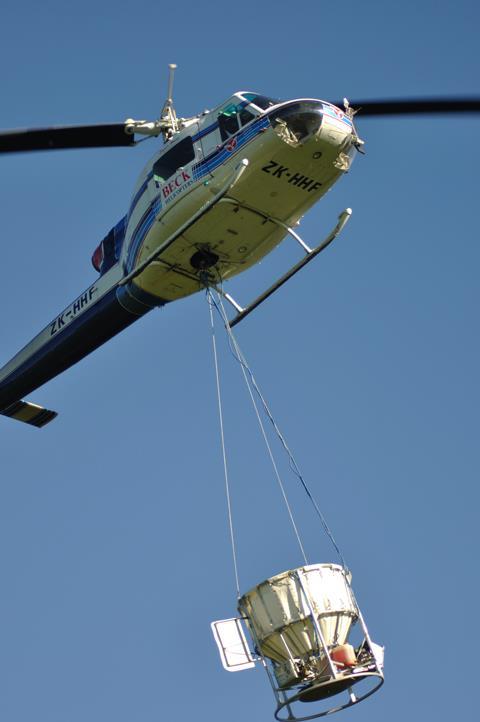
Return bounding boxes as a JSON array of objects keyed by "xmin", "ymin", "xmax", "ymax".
[{"xmin": 239, "ymin": 566, "xmax": 384, "ymax": 721}]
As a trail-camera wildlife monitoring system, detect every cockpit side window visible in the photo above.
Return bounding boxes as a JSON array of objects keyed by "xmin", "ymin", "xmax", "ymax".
[
  {"xmin": 218, "ymin": 112, "xmax": 240, "ymax": 141},
  {"xmin": 239, "ymin": 108, "xmax": 255, "ymax": 126},
  {"xmin": 218, "ymin": 106, "xmax": 256, "ymax": 142},
  {"xmin": 153, "ymin": 136, "xmax": 195, "ymax": 183}
]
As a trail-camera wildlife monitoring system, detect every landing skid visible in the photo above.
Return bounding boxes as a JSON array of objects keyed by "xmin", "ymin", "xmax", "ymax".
[
  {"xmin": 118, "ymin": 157, "xmax": 351, "ymax": 325},
  {"xmin": 215, "ymin": 207, "xmax": 352, "ymax": 327}
]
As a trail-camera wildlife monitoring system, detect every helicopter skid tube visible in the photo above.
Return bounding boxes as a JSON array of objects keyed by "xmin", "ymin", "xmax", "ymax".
[{"xmin": 221, "ymin": 207, "xmax": 352, "ymax": 328}]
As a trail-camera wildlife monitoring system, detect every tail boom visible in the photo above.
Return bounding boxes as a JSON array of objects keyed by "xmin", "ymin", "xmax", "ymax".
[{"xmin": 0, "ymin": 273, "xmax": 162, "ymax": 423}]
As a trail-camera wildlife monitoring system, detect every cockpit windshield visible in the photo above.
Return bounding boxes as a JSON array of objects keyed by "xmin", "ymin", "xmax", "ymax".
[{"xmin": 241, "ymin": 93, "xmax": 281, "ymax": 110}]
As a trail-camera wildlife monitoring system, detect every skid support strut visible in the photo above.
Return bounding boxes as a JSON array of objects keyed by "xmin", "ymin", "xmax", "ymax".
[{"xmin": 215, "ymin": 208, "xmax": 352, "ymax": 328}]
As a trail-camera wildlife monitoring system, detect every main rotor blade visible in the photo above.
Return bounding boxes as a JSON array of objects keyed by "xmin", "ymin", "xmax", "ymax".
[
  {"xmin": 0, "ymin": 123, "xmax": 136, "ymax": 154},
  {"xmin": 342, "ymin": 97, "xmax": 480, "ymax": 117}
]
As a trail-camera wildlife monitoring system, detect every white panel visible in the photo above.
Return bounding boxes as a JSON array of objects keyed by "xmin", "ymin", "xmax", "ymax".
[
  {"xmin": 370, "ymin": 642, "xmax": 385, "ymax": 670},
  {"xmin": 240, "ymin": 564, "xmax": 357, "ymax": 642},
  {"xmin": 211, "ymin": 618, "xmax": 255, "ymax": 672},
  {"xmin": 301, "ymin": 565, "xmax": 356, "ymax": 617}
]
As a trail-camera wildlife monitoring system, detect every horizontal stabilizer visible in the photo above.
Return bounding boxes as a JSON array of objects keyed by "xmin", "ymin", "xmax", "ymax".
[{"xmin": 1, "ymin": 400, "xmax": 57, "ymax": 428}]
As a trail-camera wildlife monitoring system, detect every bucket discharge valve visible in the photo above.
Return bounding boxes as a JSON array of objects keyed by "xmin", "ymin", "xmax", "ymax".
[{"xmin": 212, "ymin": 563, "xmax": 384, "ymax": 720}]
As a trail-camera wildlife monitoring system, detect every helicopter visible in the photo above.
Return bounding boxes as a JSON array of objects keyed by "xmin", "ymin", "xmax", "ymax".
[{"xmin": 1, "ymin": 65, "xmax": 479, "ymax": 428}]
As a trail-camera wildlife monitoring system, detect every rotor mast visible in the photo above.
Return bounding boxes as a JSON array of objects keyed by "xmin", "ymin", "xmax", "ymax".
[
  {"xmin": 124, "ymin": 63, "xmax": 195, "ymax": 142},
  {"xmin": 160, "ymin": 63, "xmax": 179, "ymax": 140}
]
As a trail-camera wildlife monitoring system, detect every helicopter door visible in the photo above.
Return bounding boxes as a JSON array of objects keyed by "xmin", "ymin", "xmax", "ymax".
[
  {"xmin": 199, "ymin": 104, "xmax": 239, "ymax": 159},
  {"xmin": 218, "ymin": 110, "xmax": 240, "ymax": 142},
  {"xmin": 197, "ymin": 113, "xmax": 221, "ymax": 159},
  {"xmin": 149, "ymin": 123, "xmax": 203, "ymax": 202},
  {"xmin": 200, "ymin": 102, "xmax": 257, "ymax": 160},
  {"xmin": 189, "ymin": 121, "xmax": 204, "ymax": 172}
]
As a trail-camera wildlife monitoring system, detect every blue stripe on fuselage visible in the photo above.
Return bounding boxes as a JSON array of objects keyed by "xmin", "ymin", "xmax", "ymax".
[
  {"xmin": 191, "ymin": 120, "xmax": 219, "ymax": 141},
  {"xmin": 125, "ymin": 115, "xmax": 271, "ymax": 271},
  {"xmin": 125, "ymin": 125, "xmax": 220, "ymax": 222},
  {"xmin": 126, "ymin": 196, "xmax": 162, "ymax": 270},
  {"xmin": 129, "ymin": 176, "xmax": 152, "ymax": 217},
  {"xmin": 126, "ymin": 102, "xmax": 253, "ymax": 221}
]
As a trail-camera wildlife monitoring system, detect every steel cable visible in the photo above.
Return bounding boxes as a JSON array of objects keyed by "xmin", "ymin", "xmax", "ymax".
[
  {"xmin": 208, "ymin": 293, "xmax": 241, "ymax": 596},
  {"xmin": 211, "ymin": 287, "xmax": 347, "ymax": 570}
]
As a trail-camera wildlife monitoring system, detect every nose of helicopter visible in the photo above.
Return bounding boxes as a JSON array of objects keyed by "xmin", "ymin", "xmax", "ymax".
[
  {"xmin": 269, "ymin": 101, "xmax": 324, "ymax": 141},
  {"xmin": 268, "ymin": 100, "xmax": 354, "ymax": 148}
]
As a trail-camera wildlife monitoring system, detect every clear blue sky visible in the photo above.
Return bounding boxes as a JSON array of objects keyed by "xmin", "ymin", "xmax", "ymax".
[{"xmin": 1, "ymin": 1, "xmax": 478, "ymax": 720}]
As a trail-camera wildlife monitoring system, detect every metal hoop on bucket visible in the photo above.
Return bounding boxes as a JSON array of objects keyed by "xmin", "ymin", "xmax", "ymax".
[{"xmin": 274, "ymin": 671, "xmax": 384, "ymax": 720}]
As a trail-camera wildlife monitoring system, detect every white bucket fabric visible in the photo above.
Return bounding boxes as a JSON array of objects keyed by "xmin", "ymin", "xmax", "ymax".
[{"xmin": 239, "ymin": 564, "xmax": 357, "ymax": 664}]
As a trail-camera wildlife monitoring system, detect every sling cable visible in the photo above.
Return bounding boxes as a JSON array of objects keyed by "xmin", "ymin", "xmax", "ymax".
[{"xmin": 206, "ymin": 287, "xmax": 384, "ymax": 721}]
